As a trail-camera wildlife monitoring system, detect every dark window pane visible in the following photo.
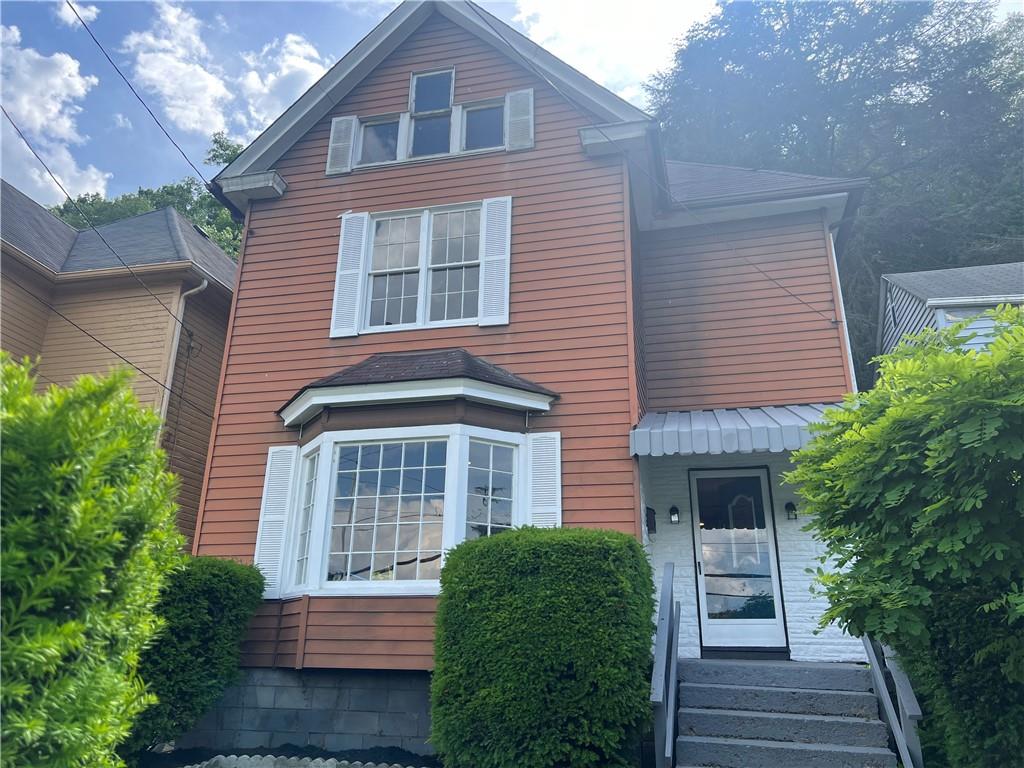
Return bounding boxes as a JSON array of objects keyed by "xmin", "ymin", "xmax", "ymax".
[
  {"xmin": 396, "ymin": 551, "xmax": 418, "ymax": 580},
  {"xmin": 381, "ymin": 443, "xmax": 403, "ymax": 469},
  {"xmin": 357, "ymin": 471, "xmax": 379, "ymax": 496},
  {"xmin": 465, "ymin": 105, "xmax": 504, "ymax": 150},
  {"xmin": 414, "ymin": 71, "xmax": 452, "ymax": 112},
  {"xmin": 377, "ymin": 497, "xmax": 399, "ymax": 523},
  {"xmin": 327, "ymin": 554, "xmax": 348, "ymax": 581},
  {"xmin": 491, "ymin": 471, "xmax": 513, "ymax": 499},
  {"xmin": 333, "ymin": 498, "xmax": 353, "ymax": 525},
  {"xmin": 349, "ymin": 552, "xmax": 371, "ymax": 580},
  {"xmin": 330, "ymin": 526, "xmax": 350, "ymax": 551},
  {"xmin": 352, "ymin": 525, "xmax": 375, "ymax": 552},
  {"xmin": 430, "ymin": 292, "xmax": 445, "ymax": 321},
  {"xmin": 468, "ymin": 467, "xmax": 490, "ymax": 496},
  {"xmin": 398, "ymin": 525, "xmax": 420, "ymax": 550},
  {"xmin": 379, "ymin": 469, "xmax": 401, "ymax": 496},
  {"xmin": 400, "ymin": 495, "xmax": 422, "ymax": 522},
  {"xmin": 467, "ymin": 494, "xmax": 488, "ymax": 523},
  {"xmin": 491, "ymin": 498, "xmax": 512, "ymax": 527},
  {"xmin": 338, "ymin": 446, "xmax": 359, "ymax": 470},
  {"xmin": 335, "ymin": 471, "xmax": 356, "ymax": 497},
  {"xmin": 426, "ymin": 441, "xmax": 447, "ymax": 466},
  {"xmin": 401, "ymin": 468, "xmax": 423, "ymax": 495},
  {"xmin": 493, "ymin": 445, "xmax": 513, "ymax": 473},
  {"xmin": 424, "ymin": 467, "xmax": 446, "ymax": 494},
  {"xmin": 419, "ymin": 554, "xmax": 441, "ymax": 580},
  {"xmin": 412, "ymin": 115, "xmax": 450, "ymax": 157},
  {"xmin": 359, "ymin": 444, "xmax": 381, "ymax": 469},
  {"xmin": 469, "ymin": 440, "xmax": 490, "ymax": 468},
  {"xmin": 404, "ymin": 442, "xmax": 425, "ymax": 466},
  {"xmin": 360, "ymin": 121, "xmax": 399, "ymax": 163},
  {"xmin": 375, "ymin": 524, "xmax": 397, "ymax": 552}
]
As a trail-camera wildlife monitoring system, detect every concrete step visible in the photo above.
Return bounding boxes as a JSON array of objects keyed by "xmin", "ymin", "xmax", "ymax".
[
  {"xmin": 679, "ymin": 682, "xmax": 879, "ymax": 718},
  {"xmin": 678, "ymin": 707, "xmax": 889, "ymax": 748},
  {"xmin": 678, "ymin": 659, "xmax": 872, "ymax": 691},
  {"xmin": 677, "ymin": 735, "xmax": 897, "ymax": 768}
]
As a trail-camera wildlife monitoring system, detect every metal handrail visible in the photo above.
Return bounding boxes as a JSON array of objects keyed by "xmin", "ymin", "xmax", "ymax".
[
  {"xmin": 862, "ymin": 636, "xmax": 924, "ymax": 768},
  {"xmin": 650, "ymin": 563, "xmax": 681, "ymax": 768}
]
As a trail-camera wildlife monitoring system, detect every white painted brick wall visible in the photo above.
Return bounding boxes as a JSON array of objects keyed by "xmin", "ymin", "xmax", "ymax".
[{"xmin": 642, "ymin": 453, "xmax": 864, "ymax": 662}]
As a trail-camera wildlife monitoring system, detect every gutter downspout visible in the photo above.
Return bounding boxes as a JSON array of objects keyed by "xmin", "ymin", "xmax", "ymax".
[{"xmin": 158, "ymin": 278, "xmax": 209, "ymax": 432}]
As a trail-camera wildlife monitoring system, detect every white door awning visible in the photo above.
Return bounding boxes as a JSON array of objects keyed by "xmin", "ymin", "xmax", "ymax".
[{"xmin": 630, "ymin": 404, "xmax": 838, "ymax": 457}]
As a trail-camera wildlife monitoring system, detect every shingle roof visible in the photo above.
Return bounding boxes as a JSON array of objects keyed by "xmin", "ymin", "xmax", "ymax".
[
  {"xmin": 306, "ymin": 348, "xmax": 557, "ymax": 395},
  {"xmin": 666, "ymin": 160, "xmax": 866, "ymax": 206},
  {"xmin": 884, "ymin": 262, "xmax": 1024, "ymax": 302},
  {"xmin": 1, "ymin": 180, "xmax": 236, "ymax": 290},
  {"xmin": 0, "ymin": 180, "xmax": 78, "ymax": 271}
]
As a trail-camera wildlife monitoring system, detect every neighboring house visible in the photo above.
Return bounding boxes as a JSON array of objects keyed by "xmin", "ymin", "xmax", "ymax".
[
  {"xmin": 186, "ymin": 0, "xmax": 875, "ymax": 757},
  {"xmin": 878, "ymin": 261, "xmax": 1024, "ymax": 354},
  {"xmin": 0, "ymin": 180, "xmax": 237, "ymax": 544}
]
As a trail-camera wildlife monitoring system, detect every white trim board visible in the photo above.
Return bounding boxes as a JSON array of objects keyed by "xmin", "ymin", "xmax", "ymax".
[
  {"xmin": 214, "ymin": 0, "xmax": 646, "ymax": 184},
  {"xmin": 279, "ymin": 377, "xmax": 555, "ymax": 426}
]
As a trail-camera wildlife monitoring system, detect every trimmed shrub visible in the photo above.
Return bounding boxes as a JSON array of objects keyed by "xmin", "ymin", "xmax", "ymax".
[
  {"xmin": 431, "ymin": 526, "xmax": 654, "ymax": 768},
  {"xmin": 787, "ymin": 306, "xmax": 1024, "ymax": 766},
  {"xmin": 1, "ymin": 357, "xmax": 183, "ymax": 768},
  {"xmin": 123, "ymin": 555, "xmax": 265, "ymax": 757}
]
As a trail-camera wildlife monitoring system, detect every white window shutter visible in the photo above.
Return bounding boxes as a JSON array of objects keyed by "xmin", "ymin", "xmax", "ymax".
[
  {"xmin": 526, "ymin": 432, "xmax": 561, "ymax": 528},
  {"xmin": 326, "ymin": 116, "xmax": 357, "ymax": 175},
  {"xmin": 254, "ymin": 445, "xmax": 299, "ymax": 598},
  {"xmin": 505, "ymin": 88, "xmax": 534, "ymax": 151},
  {"xmin": 478, "ymin": 196, "xmax": 512, "ymax": 326},
  {"xmin": 330, "ymin": 212, "xmax": 369, "ymax": 337}
]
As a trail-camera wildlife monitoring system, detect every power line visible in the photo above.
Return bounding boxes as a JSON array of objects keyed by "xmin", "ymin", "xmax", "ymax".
[
  {"xmin": 18, "ymin": 287, "xmax": 214, "ymax": 419},
  {"xmin": 1, "ymin": 106, "xmax": 194, "ymax": 337},
  {"xmin": 63, "ymin": 0, "xmax": 210, "ymax": 185},
  {"xmin": 465, "ymin": 1, "xmax": 842, "ymax": 327}
]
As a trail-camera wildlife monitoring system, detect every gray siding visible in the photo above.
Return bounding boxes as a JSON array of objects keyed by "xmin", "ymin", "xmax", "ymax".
[{"xmin": 880, "ymin": 280, "xmax": 934, "ymax": 354}]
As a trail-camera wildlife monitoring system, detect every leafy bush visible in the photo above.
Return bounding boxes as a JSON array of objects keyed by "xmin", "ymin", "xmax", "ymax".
[
  {"xmin": 1, "ymin": 357, "xmax": 183, "ymax": 768},
  {"xmin": 431, "ymin": 526, "xmax": 654, "ymax": 768},
  {"xmin": 123, "ymin": 555, "xmax": 264, "ymax": 756},
  {"xmin": 788, "ymin": 306, "xmax": 1024, "ymax": 766}
]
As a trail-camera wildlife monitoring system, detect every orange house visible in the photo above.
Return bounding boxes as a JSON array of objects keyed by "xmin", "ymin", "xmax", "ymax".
[{"xmin": 187, "ymin": 1, "xmax": 868, "ymax": 757}]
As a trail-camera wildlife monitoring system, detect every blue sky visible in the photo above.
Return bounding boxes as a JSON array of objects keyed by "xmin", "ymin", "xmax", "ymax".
[{"xmin": 2, "ymin": 1, "xmax": 1018, "ymax": 207}]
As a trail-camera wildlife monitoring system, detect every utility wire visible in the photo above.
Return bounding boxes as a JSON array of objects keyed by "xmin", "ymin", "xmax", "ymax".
[
  {"xmin": 466, "ymin": 1, "xmax": 842, "ymax": 327},
  {"xmin": 19, "ymin": 287, "xmax": 214, "ymax": 419},
  {"xmin": 64, "ymin": 0, "xmax": 210, "ymax": 185},
  {"xmin": 2, "ymin": 106, "xmax": 195, "ymax": 336}
]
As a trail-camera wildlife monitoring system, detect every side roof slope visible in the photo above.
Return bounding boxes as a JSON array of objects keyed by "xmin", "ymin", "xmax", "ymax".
[
  {"xmin": 884, "ymin": 262, "xmax": 1024, "ymax": 302},
  {"xmin": 1, "ymin": 180, "xmax": 236, "ymax": 290}
]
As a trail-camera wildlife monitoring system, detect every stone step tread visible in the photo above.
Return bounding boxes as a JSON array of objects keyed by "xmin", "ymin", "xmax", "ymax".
[
  {"xmin": 679, "ymin": 681, "xmax": 878, "ymax": 696},
  {"xmin": 679, "ymin": 659, "xmax": 870, "ymax": 672},
  {"xmin": 678, "ymin": 660, "xmax": 872, "ymax": 692},
  {"xmin": 678, "ymin": 707, "xmax": 883, "ymax": 725},
  {"xmin": 676, "ymin": 735, "xmax": 897, "ymax": 768}
]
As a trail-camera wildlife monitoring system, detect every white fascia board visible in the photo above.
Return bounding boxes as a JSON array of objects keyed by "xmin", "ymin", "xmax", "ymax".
[
  {"xmin": 926, "ymin": 296, "xmax": 1024, "ymax": 308},
  {"xmin": 647, "ymin": 192, "xmax": 848, "ymax": 232},
  {"xmin": 579, "ymin": 120, "xmax": 654, "ymax": 156},
  {"xmin": 280, "ymin": 377, "xmax": 554, "ymax": 426}
]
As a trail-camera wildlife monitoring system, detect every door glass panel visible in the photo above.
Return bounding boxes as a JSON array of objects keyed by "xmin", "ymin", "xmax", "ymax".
[{"xmin": 695, "ymin": 476, "xmax": 775, "ymax": 620}]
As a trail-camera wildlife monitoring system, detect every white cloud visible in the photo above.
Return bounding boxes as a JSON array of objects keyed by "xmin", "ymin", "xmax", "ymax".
[
  {"xmin": 335, "ymin": 1, "xmax": 399, "ymax": 21},
  {"xmin": 55, "ymin": 1, "xmax": 100, "ymax": 27},
  {"xmin": 512, "ymin": 0, "xmax": 717, "ymax": 108},
  {"xmin": 0, "ymin": 24, "xmax": 110, "ymax": 204},
  {"xmin": 237, "ymin": 33, "xmax": 329, "ymax": 138},
  {"xmin": 112, "ymin": 113, "xmax": 133, "ymax": 130},
  {"xmin": 121, "ymin": 0, "xmax": 231, "ymax": 134}
]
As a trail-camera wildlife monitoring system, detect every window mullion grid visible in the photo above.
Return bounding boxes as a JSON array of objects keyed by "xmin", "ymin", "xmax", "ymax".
[{"xmin": 306, "ymin": 441, "xmax": 335, "ymax": 590}]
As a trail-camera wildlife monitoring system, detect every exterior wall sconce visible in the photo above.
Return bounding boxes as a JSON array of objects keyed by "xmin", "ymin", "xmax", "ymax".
[
  {"xmin": 669, "ymin": 505, "xmax": 680, "ymax": 524},
  {"xmin": 785, "ymin": 501, "xmax": 798, "ymax": 520}
]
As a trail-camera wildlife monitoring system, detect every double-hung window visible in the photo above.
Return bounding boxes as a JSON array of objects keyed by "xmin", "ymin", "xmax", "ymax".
[
  {"xmin": 410, "ymin": 70, "xmax": 454, "ymax": 158},
  {"xmin": 364, "ymin": 205, "xmax": 482, "ymax": 330}
]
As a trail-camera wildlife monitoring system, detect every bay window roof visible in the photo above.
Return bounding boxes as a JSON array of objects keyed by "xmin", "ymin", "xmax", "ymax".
[{"xmin": 279, "ymin": 348, "xmax": 557, "ymax": 426}]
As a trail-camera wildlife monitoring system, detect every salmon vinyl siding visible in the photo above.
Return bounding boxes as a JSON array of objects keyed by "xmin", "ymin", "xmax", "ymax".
[
  {"xmin": 197, "ymin": 12, "xmax": 636, "ymax": 669},
  {"xmin": 639, "ymin": 211, "xmax": 849, "ymax": 410}
]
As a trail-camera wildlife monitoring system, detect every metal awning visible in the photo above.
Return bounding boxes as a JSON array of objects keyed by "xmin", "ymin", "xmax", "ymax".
[{"xmin": 630, "ymin": 404, "xmax": 838, "ymax": 457}]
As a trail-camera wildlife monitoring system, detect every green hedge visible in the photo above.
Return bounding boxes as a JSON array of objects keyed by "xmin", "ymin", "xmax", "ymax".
[
  {"xmin": 1, "ymin": 358, "xmax": 183, "ymax": 768},
  {"xmin": 431, "ymin": 526, "xmax": 654, "ymax": 768},
  {"xmin": 123, "ymin": 556, "xmax": 265, "ymax": 757}
]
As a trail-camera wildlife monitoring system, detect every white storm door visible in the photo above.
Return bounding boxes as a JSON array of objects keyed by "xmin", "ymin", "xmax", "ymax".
[{"xmin": 690, "ymin": 468, "xmax": 787, "ymax": 649}]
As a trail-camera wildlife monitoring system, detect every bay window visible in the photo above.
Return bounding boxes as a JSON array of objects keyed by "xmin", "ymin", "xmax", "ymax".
[{"xmin": 280, "ymin": 424, "xmax": 535, "ymax": 596}]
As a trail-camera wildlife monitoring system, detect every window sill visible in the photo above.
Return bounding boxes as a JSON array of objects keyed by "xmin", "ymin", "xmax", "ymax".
[
  {"xmin": 357, "ymin": 317, "xmax": 479, "ymax": 335},
  {"xmin": 346, "ymin": 146, "xmax": 506, "ymax": 174},
  {"xmin": 280, "ymin": 580, "xmax": 441, "ymax": 599}
]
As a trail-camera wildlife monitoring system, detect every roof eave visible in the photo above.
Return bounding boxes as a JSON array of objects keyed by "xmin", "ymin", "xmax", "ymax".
[{"xmin": 672, "ymin": 177, "xmax": 869, "ymax": 211}]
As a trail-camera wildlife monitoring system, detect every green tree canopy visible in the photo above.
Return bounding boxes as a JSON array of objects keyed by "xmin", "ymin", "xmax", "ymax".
[
  {"xmin": 49, "ymin": 133, "xmax": 246, "ymax": 258},
  {"xmin": 648, "ymin": 1, "xmax": 1023, "ymax": 382}
]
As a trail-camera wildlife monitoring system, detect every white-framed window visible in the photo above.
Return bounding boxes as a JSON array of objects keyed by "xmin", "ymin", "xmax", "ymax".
[
  {"xmin": 254, "ymin": 424, "xmax": 563, "ymax": 598},
  {"xmin": 462, "ymin": 102, "xmax": 504, "ymax": 152},
  {"xmin": 332, "ymin": 197, "xmax": 511, "ymax": 337},
  {"xmin": 357, "ymin": 116, "xmax": 401, "ymax": 165},
  {"xmin": 410, "ymin": 69, "xmax": 455, "ymax": 158}
]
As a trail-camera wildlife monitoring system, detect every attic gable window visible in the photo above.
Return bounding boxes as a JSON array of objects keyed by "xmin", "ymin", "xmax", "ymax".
[
  {"xmin": 410, "ymin": 70, "xmax": 454, "ymax": 158},
  {"xmin": 359, "ymin": 118, "xmax": 400, "ymax": 164}
]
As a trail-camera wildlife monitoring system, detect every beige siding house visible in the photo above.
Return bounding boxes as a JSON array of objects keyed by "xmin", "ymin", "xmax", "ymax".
[{"xmin": 0, "ymin": 179, "xmax": 236, "ymax": 544}]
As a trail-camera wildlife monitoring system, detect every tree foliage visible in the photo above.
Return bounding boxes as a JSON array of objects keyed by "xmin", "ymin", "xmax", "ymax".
[
  {"xmin": 431, "ymin": 527, "xmax": 654, "ymax": 768},
  {"xmin": 0, "ymin": 357, "xmax": 184, "ymax": 768},
  {"xmin": 787, "ymin": 307, "xmax": 1024, "ymax": 764},
  {"xmin": 648, "ymin": 1, "xmax": 1023, "ymax": 383},
  {"xmin": 50, "ymin": 133, "xmax": 246, "ymax": 258},
  {"xmin": 122, "ymin": 556, "xmax": 264, "ymax": 758}
]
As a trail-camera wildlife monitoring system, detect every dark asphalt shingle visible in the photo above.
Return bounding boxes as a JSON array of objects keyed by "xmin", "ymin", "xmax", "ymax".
[
  {"xmin": 667, "ymin": 160, "xmax": 865, "ymax": 206},
  {"xmin": 884, "ymin": 262, "xmax": 1024, "ymax": 302}
]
